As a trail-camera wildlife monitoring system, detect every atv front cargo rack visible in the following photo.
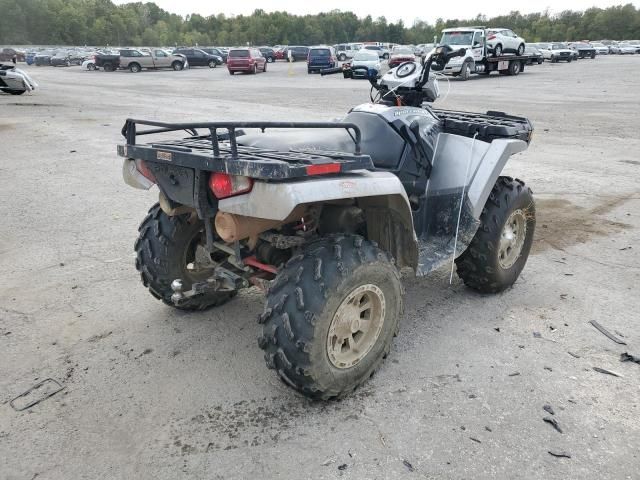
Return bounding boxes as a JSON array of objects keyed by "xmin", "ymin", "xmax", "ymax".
[
  {"xmin": 119, "ymin": 119, "xmax": 374, "ymax": 179},
  {"xmin": 432, "ymin": 109, "xmax": 533, "ymax": 144}
]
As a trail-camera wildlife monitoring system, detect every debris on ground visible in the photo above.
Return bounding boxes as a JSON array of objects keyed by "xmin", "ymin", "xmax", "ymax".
[
  {"xmin": 543, "ymin": 404, "xmax": 555, "ymax": 416},
  {"xmin": 321, "ymin": 457, "xmax": 336, "ymax": 466},
  {"xmin": 593, "ymin": 367, "xmax": 622, "ymax": 377},
  {"xmin": 484, "ymin": 426, "xmax": 492, "ymax": 432},
  {"xmin": 543, "ymin": 416, "xmax": 563, "ymax": 433},
  {"xmin": 508, "ymin": 372, "xmax": 521, "ymax": 377},
  {"xmin": 544, "ymin": 366, "xmax": 553, "ymax": 372},
  {"xmin": 533, "ymin": 332, "xmax": 542, "ymax": 338},
  {"xmin": 589, "ymin": 320, "xmax": 627, "ymax": 345},
  {"xmin": 469, "ymin": 437, "xmax": 482, "ymax": 443},
  {"xmin": 337, "ymin": 464, "xmax": 348, "ymax": 471},
  {"xmin": 10, "ymin": 378, "xmax": 65, "ymax": 411},
  {"xmin": 402, "ymin": 460, "xmax": 415, "ymax": 472},
  {"xmin": 620, "ymin": 352, "xmax": 640, "ymax": 364},
  {"xmin": 548, "ymin": 450, "xmax": 571, "ymax": 458},
  {"xmin": 568, "ymin": 351, "xmax": 581, "ymax": 358}
]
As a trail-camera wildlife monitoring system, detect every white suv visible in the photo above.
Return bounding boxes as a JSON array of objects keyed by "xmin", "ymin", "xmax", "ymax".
[{"xmin": 486, "ymin": 28, "xmax": 526, "ymax": 56}]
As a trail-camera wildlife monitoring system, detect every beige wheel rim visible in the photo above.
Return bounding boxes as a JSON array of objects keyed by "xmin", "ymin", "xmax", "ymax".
[
  {"xmin": 327, "ymin": 284, "xmax": 386, "ymax": 369},
  {"xmin": 499, "ymin": 209, "xmax": 527, "ymax": 269}
]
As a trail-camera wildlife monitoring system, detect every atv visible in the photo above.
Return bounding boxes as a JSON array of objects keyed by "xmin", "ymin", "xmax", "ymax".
[
  {"xmin": 0, "ymin": 63, "xmax": 37, "ymax": 95},
  {"xmin": 118, "ymin": 46, "xmax": 536, "ymax": 399}
]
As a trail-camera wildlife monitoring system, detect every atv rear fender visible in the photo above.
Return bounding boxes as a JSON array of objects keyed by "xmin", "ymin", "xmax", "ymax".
[{"xmin": 217, "ymin": 171, "xmax": 419, "ymax": 270}]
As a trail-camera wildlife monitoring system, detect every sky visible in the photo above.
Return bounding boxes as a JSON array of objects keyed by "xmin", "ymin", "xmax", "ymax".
[{"xmin": 113, "ymin": 0, "xmax": 640, "ymax": 25}]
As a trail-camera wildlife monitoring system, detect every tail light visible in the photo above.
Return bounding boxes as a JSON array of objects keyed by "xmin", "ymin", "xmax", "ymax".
[
  {"xmin": 135, "ymin": 159, "xmax": 156, "ymax": 183},
  {"xmin": 306, "ymin": 163, "xmax": 340, "ymax": 175},
  {"xmin": 487, "ymin": 35, "xmax": 496, "ymax": 40},
  {"xmin": 209, "ymin": 172, "xmax": 253, "ymax": 199}
]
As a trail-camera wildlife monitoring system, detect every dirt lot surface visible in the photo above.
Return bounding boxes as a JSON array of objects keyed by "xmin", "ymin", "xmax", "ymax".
[{"xmin": 1, "ymin": 56, "xmax": 639, "ymax": 479}]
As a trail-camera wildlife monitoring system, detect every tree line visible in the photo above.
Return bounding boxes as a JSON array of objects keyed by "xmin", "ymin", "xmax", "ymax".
[{"xmin": 1, "ymin": 0, "xmax": 639, "ymax": 46}]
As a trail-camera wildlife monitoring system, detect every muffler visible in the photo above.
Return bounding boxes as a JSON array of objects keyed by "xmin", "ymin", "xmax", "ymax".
[{"xmin": 215, "ymin": 206, "xmax": 306, "ymax": 243}]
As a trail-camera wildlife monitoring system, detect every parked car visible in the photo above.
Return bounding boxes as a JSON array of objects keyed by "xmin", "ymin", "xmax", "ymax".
[
  {"xmin": 569, "ymin": 42, "xmax": 596, "ymax": 59},
  {"xmin": 348, "ymin": 49, "xmax": 382, "ymax": 79},
  {"xmin": 414, "ymin": 43, "xmax": 435, "ymax": 57},
  {"xmin": 591, "ymin": 42, "xmax": 609, "ymax": 55},
  {"xmin": 608, "ymin": 43, "xmax": 621, "ymax": 54},
  {"xmin": 173, "ymin": 48, "xmax": 222, "ymax": 68},
  {"xmin": 34, "ymin": 51, "xmax": 54, "ymax": 66},
  {"xmin": 619, "ymin": 42, "xmax": 640, "ymax": 54},
  {"xmin": 25, "ymin": 51, "xmax": 37, "ymax": 65},
  {"xmin": 96, "ymin": 49, "xmax": 187, "ymax": 72},
  {"xmin": 334, "ymin": 43, "xmax": 363, "ymax": 61},
  {"xmin": 363, "ymin": 45, "xmax": 390, "ymax": 59},
  {"xmin": 82, "ymin": 57, "xmax": 97, "ymax": 70},
  {"xmin": 539, "ymin": 43, "xmax": 574, "ymax": 62},
  {"xmin": 274, "ymin": 47, "xmax": 287, "ymax": 60},
  {"xmin": 388, "ymin": 46, "xmax": 416, "ymax": 68},
  {"xmin": 307, "ymin": 46, "xmax": 337, "ymax": 73},
  {"xmin": 258, "ymin": 47, "xmax": 277, "ymax": 63},
  {"xmin": 227, "ymin": 48, "xmax": 267, "ymax": 74},
  {"xmin": 0, "ymin": 48, "xmax": 25, "ymax": 62},
  {"xmin": 284, "ymin": 46, "xmax": 310, "ymax": 62},
  {"xmin": 524, "ymin": 45, "xmax": 543, "ymax": 64},
  {"xmin": 50, "ymin": 51, "xmax": 72, "ymax": 67},
  {"xmin": 486, "ymin": 28, "xmax": 526, "ymax": 56},
  {"xmin": 201, "ymin": 47, "xmax": 228, "ymax": 63}
]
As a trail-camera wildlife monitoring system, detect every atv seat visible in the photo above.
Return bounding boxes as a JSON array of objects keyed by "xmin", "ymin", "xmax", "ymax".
[{"xmin": 237, "ymin": 111, "xmax": 406, "ymax": 170}]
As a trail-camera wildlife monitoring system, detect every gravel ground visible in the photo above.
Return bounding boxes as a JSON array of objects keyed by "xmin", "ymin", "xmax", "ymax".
[{"xmin": 1, "ymin": 56, "xmax": 639, "ymax": 480}]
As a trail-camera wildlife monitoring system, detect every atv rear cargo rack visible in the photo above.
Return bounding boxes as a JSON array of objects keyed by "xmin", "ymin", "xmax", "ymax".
[
  {"xmin": 432, "ymin": 109, "xmax": 533, "ymax": 144},
  {"xmin": 118, "ymin": 119, "xmax": 374, "ymax": 179}
]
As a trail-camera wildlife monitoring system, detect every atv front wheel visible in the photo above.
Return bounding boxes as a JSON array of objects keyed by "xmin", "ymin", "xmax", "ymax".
[
  {"xmin": 259, "ymin": 235, "xmax": 402, "ymax": 399},
  {"xmin": 135, "ymin": 203, "xmax": 237, "ymax": 310},
  {"xmin": 455, "ymin": 177, "xmax": 535, "ymax": 293}
]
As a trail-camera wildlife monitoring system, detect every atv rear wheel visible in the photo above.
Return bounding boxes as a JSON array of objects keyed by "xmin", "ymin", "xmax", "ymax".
[
  {"xmin": 455, "ymin": 177, "xmax": 535, "ymax": 293},
  {"xmin": 259, "ymin": 235, "xmax": 402, "ymax": 399},
  {"xmin": 135, "ymin": 203, "xmax": 237, "ymax": 310}
]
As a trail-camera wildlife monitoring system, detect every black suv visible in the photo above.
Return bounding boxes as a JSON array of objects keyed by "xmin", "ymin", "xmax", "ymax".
[
  {"xmin": 201, "ymin": 47, "xmax": 227, "ymax": 63},
  {"xmin": 259, "ymin": 47, "xmax": 276, "ymax": 63},
  {"xmin": 285, "ymin": 46, "xmax": 310, "ymax": 62},
  {"xmin": 173, "ymin": 48, "xmax": 222, "ymax": 68}
]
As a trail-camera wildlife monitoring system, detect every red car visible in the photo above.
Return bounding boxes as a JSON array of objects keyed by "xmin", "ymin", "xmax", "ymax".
[
  {"xmin": 227, "ymin": 48, "xmax": 267, "ymax": 75},
  {"xmin": 388, "ymin": 46, "xmax": 416, "ymax": 68}
]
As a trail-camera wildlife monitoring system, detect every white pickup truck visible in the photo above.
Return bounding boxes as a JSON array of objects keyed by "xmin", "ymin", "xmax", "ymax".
[{"xmin": 433, "ymin": 27, "xmax": 534, "ymax": 80}]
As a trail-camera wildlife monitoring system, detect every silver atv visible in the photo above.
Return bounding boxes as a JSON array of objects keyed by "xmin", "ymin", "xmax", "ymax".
[
  {"xmin": 0, "ymin": 63, "xmax": 37, "ymax": 95},
  {"xmin": 119, "ymin": 46, "xmax": 535, "ymax": 399}
]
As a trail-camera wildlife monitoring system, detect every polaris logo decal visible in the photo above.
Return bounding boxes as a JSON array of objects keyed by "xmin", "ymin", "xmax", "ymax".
[{"xmin": 393, "ymin": 108, "xmax": 430, "ymax": 117}]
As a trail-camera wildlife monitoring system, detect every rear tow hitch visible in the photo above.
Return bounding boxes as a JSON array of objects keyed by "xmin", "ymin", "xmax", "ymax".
[{"xmin": 171, "ymin": 268, "xmax": 249, "ymax": 306}]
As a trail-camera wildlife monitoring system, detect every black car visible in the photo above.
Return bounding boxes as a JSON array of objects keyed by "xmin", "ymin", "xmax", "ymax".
[
  {"xmin": 201, "ymin": 47, "xmax": 227, "ymax": 63},
  {"xmin": 570, "ymin": 42, "xmax": 596, "ymax": 59},
  {"xmin": 524, "ymin": 45, "xmax": 543, "ymax": 64},
  {"xmin": 50, "ymin": 52, "xmax": 72, "ymax": 67},
  {"xmin": 258, "ymin": 47, "xmax": 276, "ymax": 63},
  {"xmin": 173, "ymin": 48, "xmax": 222, "ymax": 68},
  {"xmin": 284, "ymin": 46, "xmax": 309, "ymax": 62}
]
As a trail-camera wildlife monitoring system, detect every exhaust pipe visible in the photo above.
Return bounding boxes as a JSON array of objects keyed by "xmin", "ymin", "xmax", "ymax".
[{"xmin": 214, "ymin": 207, "xmax": 306, "ymax": 243}]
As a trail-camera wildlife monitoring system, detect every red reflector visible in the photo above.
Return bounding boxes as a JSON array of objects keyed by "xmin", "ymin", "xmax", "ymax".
[
  {"xmin": 306, "ymin": 163, "xmax": 341, "ymax": 175},
  {"xmin": 135, "ymin": 159, "xmax": 156, "ymax": 183}
]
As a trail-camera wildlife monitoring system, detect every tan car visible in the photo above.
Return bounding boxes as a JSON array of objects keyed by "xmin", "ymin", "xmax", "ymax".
[{"xmin": 119, "ymin": 49, "xmax": 187, "ymax": 73}]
